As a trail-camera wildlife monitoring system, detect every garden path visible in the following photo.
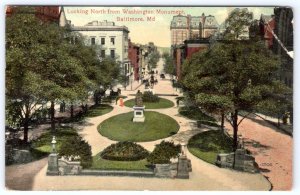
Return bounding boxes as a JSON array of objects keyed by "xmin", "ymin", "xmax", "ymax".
[{"xmin": 30, "ymin": 59, "xmax": 271, "ymax": 190}]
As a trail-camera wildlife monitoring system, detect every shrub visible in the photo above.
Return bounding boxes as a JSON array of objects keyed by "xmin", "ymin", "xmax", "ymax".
[
  {"xmin": 142, "ymin": 91, "xmax": 159, "ymax": 103},
  {"xmin": 59, "ymin": 135, "xmax": 92, "ymax": 168},
  {"xmin": 147, "ymin": 141, "xmax": 181, "ymax": 164},
  {"xmin": 101, "ymin": 141, "xmax": 149, "ymax": 161}
]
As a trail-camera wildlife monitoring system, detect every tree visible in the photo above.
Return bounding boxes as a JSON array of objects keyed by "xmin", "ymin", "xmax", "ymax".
[
  {"xmin": 181, "ymin": 40, "xmax": 290, "ymax": 151},
  {"xmin": 162, "ymin": 52, "xmax": 176, "ymax": 76},
  {"xmin": 224, "ymin": 8, "xmax": 253, "ymax": 40},
  {"xmin": 6, "ymin": 7, "xmax": 91, "ymax": 140},
  {"xmin": 6, "ymin": 7, "xmax": 55, "ymax": 142},
  {"xmin": 148, "ymin": 50, "xmax": 160, "ymax": 70}
]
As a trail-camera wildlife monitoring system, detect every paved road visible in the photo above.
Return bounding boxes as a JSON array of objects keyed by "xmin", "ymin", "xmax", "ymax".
[{"xmin": 225, "ymin": 115, "xmax": 293, "ymax": 190}]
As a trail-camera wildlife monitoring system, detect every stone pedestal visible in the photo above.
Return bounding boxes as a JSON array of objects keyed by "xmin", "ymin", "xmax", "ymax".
[
  {"xmin": 47, "ymin": 153, "xmax": 59, "ymax": 176},
  {"xmin": 133, "ymin": 106, "xmax": 145, "ymax": 122},
  {"xmin": 154, "ymin": 164, "xmax": 171, "ymax": 178},
  {"xmin": 177, "ymin": 154, "xmax": 190, "ymax": 179}
]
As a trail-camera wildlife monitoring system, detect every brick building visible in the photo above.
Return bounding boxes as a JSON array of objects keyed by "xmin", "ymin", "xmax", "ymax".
[
  {"xmin": 128, "ymin": 39, "xmax": 141, "ymax": 81},
  {"xmin": 6, "ymin": 6, "xmax": 60, "ymax": 23},
  {"xmin": 172, "ymin": 38, "xmax": 210, "ymax": 80}
]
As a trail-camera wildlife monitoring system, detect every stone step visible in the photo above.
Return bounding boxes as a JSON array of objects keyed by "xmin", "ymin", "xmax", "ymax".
[{"xmin": 80, "ymin": 169, "xmax": 155, "ymax": 177}]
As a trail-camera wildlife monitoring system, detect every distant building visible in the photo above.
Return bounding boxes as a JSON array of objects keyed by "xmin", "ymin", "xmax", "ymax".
[
  {"xmin": 170, "ymin": 13, "xmax": 218, "ymax": 46},
  {"xmin": 172, "ymin": 38, "xmax": 210, "ymax": 80},
  {"xmin": 6, "ymin": 6, "xmax": 60, "ymax": 23},
  {"xmin": 70, "ymin": 20, "xmax": 130, "ymax": 76},
  {"xmin": 260, "ymin": 15, "xmax": 276, "ymax": 49},
  {"xmin": 128, "ymin": 39, "xmax": 140, "ymax": 81}
]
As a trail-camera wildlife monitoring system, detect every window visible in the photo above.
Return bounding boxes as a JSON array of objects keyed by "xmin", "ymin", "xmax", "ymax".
[
  {"xmin": 110, "ymin": 37, "xmax": 115, "ymax": 45},
  {"xmin": 110, "ymin": 49, "xmax": 115, "ymax": 58},
  {"xmin": 101, "ymin": 50, "xmax": 105, "ymax": 58},
  {"xmin": 101, "ymin": 37, "xmax": 105, "ymax": 45},
  {"xmin": 91, "ymin": 37, "xmax": 95, "ymax": 45}
]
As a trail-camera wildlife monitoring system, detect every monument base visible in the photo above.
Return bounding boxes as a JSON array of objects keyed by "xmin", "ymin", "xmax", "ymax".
[
  {"xmin": 47, "ymin": 153, "xmax": 59, "ymax": 176},
  {"xmin": 133, "ymin": 117, "xmax": 145, "ymax": 122},
  {"xmin": 133, "ymin": 106, "xmax": 145, "ymax": 123}
]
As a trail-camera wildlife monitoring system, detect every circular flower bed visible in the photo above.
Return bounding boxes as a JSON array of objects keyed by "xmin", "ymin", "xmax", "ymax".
[{"xmin": 101, "ymin": 141, "xmax": 149, "ymax": 161}]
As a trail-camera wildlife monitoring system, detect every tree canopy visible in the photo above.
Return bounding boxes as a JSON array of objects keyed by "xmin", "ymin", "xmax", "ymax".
[
  {"xmin": 181, "ymin": 40, "xmax": 290, "ymax": 150},
  {"xmin": 5, "ymin": 7, "xmax": 120, "ymax": 142}
]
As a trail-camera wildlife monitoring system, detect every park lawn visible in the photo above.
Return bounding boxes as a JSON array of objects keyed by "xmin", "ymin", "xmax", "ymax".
[
  {"xmin": 85, "ymin": 104, "xmax": 113, "ymax": 118},
  {"xmin": 179, "ymin": 106, "xmax": 216, "ymax": 121},
  {"xmin": 98, "ymin": 111, "xmax": 179, "ymax": 142},
  {"xmin": 91, "ymin": 155, "xmax": 150, "ymax": 171},
  {"xmin": 188, "ymin": 130, "xmax": 233, "ymax": 164},
  {"xmin": 124, "ymin": 98, "xmax": 174, "ymax": 109},
  {"xmin": 31, "ymin": 127, "xmax": 78, "ymax": 153}
]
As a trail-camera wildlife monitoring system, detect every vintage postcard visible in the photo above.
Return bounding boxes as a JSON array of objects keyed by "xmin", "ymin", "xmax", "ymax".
[{"xmin": 4, "ymin": 5, "xmax": 293, "ymax": 191}]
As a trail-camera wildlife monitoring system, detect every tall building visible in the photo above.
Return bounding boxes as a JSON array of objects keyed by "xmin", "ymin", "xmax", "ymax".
[
  {"xmin": 170, "ymin": 13, "xmax": 218, "ymax": 46},
  {"xmin": 71, "ymin": 20, "xmax": 130, "ymax": 76}
]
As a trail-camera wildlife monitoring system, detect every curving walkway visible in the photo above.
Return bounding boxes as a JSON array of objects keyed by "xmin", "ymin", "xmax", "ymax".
[{"xmin": 30, "ymin": 58, "xmax": 271, "ymax": 190}]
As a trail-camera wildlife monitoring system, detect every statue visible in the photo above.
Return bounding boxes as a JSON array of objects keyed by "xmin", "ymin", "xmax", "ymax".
[
  {"xmin": 133, "ymin": 90, "xmax": 145, "ymax": 122},
  {"xmin": 135, "ymin": 90, "xmax": 143, "ymax": 107}
]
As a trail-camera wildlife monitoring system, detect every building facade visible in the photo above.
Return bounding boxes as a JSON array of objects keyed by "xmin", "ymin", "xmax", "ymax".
[
  {"xmin": 172, "ymin": 38, "xmax": 210, "ymax": 80},
  {"xmin": 170, "ymin": 13, "xmax": 218, "ymax": 46},
  {"xmin": 6, "ymin": 6, "xmax": 60, "ymax": 23},
  {"xmin": 128, "ymin": 39, "xmax": 140, "ymax": 81},
  {"xmin": 71, "ymin": 20, "xmax": 130, "ymax": 76},
  {"xmin": 273, "ymin": 7, "xmax": 293, "ymax": 89}
]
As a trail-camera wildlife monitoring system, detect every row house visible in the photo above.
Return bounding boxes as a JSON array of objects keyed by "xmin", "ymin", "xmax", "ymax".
[
  {"xmin": 172, "ymin": 38, "xmax": 210, "ymax": 80},
  {"xmin": 6, "ymin": 6, "xmax": 60, "ymax": 23},
  {"xmin": 128, "ymin": 41, "xmax": 158, "ymax": 81},
  {"xmin": 128, "ymin": 39, "xmax": 140, "ymax": 81}
]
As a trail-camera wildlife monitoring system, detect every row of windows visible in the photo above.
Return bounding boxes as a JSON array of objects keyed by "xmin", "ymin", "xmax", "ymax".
[
  {"xmin": 91, "ymin": 37, "xmax": 115, "ymax": 46},
  {"xmin": 100, "ymin": 49, "xmax": 115, "ymax": 58}
]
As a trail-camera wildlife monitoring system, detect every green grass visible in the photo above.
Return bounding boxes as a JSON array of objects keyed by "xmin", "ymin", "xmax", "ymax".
[
  {"xmin": 188, "ymin": 130, "xmax": 233, "ymax": 164},
  {"xmin": 98, "ymin": 111, "xmax": 179, "ymax": 142},
  {"xmin": 124, "ymin": 98, "xmax": 174, "ymax": 109},
  {"xmin": 31, "ymin": 127, "xmax": 78, "ymax": 153},
  {"xmin": 85, "ymin": 104, "xmax": 113, "ymax": 117},
  {"xmin": 91, "ymin": 155, "xmax": 150, "ymax": 171},
  {"xmin": 179, "ymin": 106, "xmax": 216, "ymax": 121}
]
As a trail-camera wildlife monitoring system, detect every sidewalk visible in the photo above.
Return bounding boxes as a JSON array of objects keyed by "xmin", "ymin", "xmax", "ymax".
[{"xmin": 255, "ymin": 113, "xmax": 293, "ymax": 135}]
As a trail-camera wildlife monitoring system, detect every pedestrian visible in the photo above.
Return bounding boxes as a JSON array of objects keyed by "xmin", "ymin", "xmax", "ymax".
[
  {"xmin": 119, "ymin": 98, "xmax": 124, "ymax": 107},
  {"xmin": 176, "ymin": 99, "xmax": 180, "ymax": 107}
]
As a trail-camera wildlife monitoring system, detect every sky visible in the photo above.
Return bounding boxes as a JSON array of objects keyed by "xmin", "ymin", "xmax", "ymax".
[{"xmin": 64, "ymin": 6, "xmax": 274, "ymax": 47}]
